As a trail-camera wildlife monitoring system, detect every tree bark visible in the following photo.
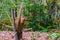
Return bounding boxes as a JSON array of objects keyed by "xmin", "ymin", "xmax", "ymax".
[
  {"xmin": 15, "ymin": 3, "xmax": 23, "ymax": 40},
  {"xmin": 11, "ymin": 8, "xmax": 18, "ymax": 40}
]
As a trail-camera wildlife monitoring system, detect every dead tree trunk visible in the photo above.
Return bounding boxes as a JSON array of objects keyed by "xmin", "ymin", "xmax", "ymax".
[
  {"xmin": 11, "ymin": 8, "xmax": 18, "ymax": 40},
  {"xmin": 15, "ymin": 3, "xmax": 24, "ymax": 40}
]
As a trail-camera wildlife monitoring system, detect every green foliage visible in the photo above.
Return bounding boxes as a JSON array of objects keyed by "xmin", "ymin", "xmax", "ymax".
[
  {"xmin": 23, "ymin": 0, "xmax": 60, "ymax": 32},
  {"xmin": 50, "ymin": 33, "xmax": 60, "ymax": 40},
  {"xmin": 0, "ymin": 0, "xmax": 60, "ymax": 31},
  {"xmin": 0, "ymin": 0, "xmax": 17, "ymax": 31},
  {"xmin": 23, "ymin": 0, "xmax": 56, "ymax": 31}
]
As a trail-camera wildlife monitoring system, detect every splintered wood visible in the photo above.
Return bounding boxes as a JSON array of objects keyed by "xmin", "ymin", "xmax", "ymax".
[
  {"xmin": 15, "ymin": 3, "xmax": 24, "ymax": 40},
  {"xmin": 15, "ymin": 3, "xmax": 24, "ymax": 26}
]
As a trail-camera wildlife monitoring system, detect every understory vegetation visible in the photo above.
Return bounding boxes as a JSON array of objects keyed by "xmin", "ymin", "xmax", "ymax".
[{"xmin": 0, "ymin": 0, "xmax": 60, "ymax": 32}]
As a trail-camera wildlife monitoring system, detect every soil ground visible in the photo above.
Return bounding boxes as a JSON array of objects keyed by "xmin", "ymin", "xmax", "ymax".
[{"xmin": 0, "ymin": 31, "xmax": 51, "ymax": 40}]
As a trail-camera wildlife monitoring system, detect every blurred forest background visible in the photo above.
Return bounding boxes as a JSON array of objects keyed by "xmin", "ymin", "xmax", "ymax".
[{"xmin": 0, "ymin": 0, "xmax": 60, "ymax": 32}]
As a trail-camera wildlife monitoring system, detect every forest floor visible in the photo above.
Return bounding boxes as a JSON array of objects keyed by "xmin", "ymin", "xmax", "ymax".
[{"xmin": 0, "ymin": 31, "xmax": 51, "ymax": 40}]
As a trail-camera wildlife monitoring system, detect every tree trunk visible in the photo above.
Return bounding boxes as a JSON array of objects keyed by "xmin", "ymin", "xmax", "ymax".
[
  {"xmin": 11, "ymin": 8, "xmax": 18, "ymax": 40},
  {"xmin": 15, "ymin": 3, "xmax": 23, "ymax": 40}
]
